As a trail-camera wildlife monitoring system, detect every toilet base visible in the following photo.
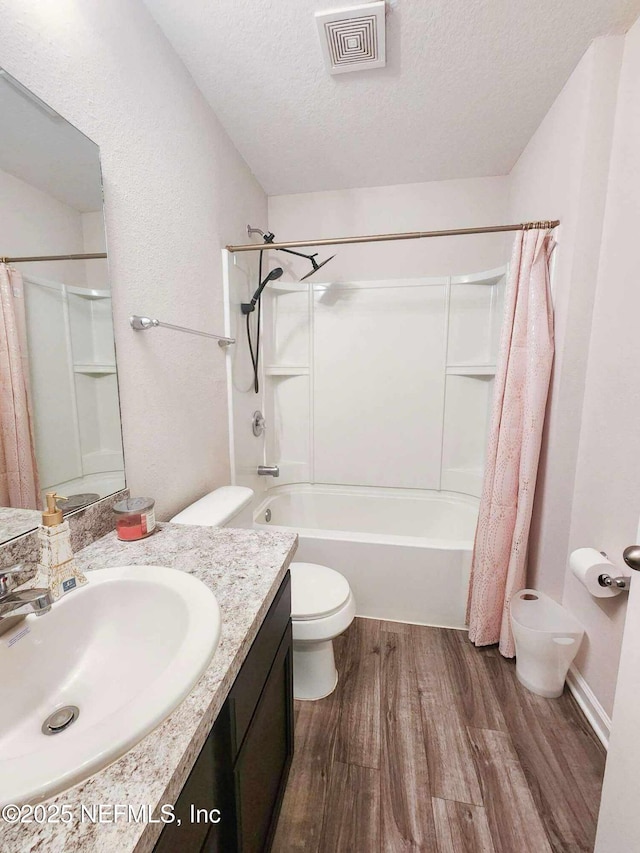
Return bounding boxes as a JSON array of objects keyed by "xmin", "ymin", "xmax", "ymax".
[{"xmin": 293, "ymin": 640, "xmax": 338, "ymax": 701}]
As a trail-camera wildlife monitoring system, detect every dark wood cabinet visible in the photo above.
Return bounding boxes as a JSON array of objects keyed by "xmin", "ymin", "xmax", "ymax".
[
  {"xmin": 234, "ymin": 625, "xmax": 293, "ymax": 853},
  {"xmin": 154, "ymin": 572, "xmax": 293, "ymax": 853}
]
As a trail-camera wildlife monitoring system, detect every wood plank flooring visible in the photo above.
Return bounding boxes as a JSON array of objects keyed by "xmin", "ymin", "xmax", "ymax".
[{"xmin": 272, "ymin": 618, "xmax": 606, "ymax": 853}]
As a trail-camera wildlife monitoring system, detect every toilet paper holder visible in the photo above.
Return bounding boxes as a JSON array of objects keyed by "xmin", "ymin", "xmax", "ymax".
[
  {"xmin": 598, "ymin": 573, "xmax": 631, "ymax": 592},
  {"xmin": 595, "ymin": 546, "xmax": 640, "ymax": 592}
]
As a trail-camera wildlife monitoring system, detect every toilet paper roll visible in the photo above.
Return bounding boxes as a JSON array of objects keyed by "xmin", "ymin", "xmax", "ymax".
[{"xmin": 570, "ymin": 548, "xmax": 621, "ymax": 598}]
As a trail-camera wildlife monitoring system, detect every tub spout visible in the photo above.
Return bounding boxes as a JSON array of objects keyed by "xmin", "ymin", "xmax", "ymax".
[{"xmin": 257, "ymin": 465, "xmax": 280, "ymax": 477}]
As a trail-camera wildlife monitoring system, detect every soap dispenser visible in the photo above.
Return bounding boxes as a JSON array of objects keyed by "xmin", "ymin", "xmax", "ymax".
[{"xmin": 34, "ymin": 493, "xmax": 88, "ymax": 600}]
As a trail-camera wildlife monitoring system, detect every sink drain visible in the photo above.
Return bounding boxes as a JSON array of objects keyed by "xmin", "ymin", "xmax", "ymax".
[{"xmin": 42, "ymin": 705, "xmax": 79, "ymax": 735}]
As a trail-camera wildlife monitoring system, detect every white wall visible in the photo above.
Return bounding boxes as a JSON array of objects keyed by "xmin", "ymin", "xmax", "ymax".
[
  {"xmin": 0, "ymin": 0, "xmax": 267, "ymax": 520},
  {"xmin": 268, "ymin": 176, "xmax": 510, "ymax": 281},
  {"xmin": 0, "ymin": 166, "xmax": 86, "ymax": 286},
  {"xmin": 508, "ymin": 35, "xmax": 635, "ymax": 718},
  {"xmin": 509, "ymin": 39, "xmax": 624, "ymax": 611},
  {"xmin": 562, "ymin": 18, "xmax": 640, "ymax": 716}
]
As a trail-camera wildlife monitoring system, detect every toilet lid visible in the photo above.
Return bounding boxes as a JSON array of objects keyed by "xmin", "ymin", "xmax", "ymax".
[{"xmin": 290, "ymin": 562, "xmax": 351, "ymax": 620}]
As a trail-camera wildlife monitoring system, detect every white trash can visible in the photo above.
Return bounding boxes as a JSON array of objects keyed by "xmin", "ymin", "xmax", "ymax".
[{"xmin": 510, "ymin": 589, "xmax": 584, "ymax": 698}]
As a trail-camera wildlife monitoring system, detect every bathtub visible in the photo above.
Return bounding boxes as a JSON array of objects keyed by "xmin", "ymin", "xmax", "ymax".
[{"xmin": 253, "ymin": 484, "xmax": 479, "ymax": 629}]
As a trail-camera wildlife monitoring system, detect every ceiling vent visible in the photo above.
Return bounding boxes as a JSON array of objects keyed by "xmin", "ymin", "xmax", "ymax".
[{"xmin": 315, "ymin": 2, "xmax": 386, "ymax": 75}]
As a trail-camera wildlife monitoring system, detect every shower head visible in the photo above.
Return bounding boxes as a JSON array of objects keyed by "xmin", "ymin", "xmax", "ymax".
[
  {"xmin": 241, "ymin": 266, "xmax": 284, "ymax": 314},
  {"xmin": 299, "ymin": 253, "xmax": 336, "ymax": 281},
  {"xmin": 245, "ymin": 225, "xmax": 337, "ymax": 281}
]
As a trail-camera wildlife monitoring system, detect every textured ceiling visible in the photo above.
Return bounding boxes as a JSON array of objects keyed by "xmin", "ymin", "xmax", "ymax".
[{"xmin": 144, "ymin": 0, "xmax": 640, "ymax": 195}]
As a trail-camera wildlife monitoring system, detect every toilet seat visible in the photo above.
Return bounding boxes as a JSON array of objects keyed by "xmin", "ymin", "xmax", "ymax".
[{"xmin": 290, "ymin": 562, "xmax": 351, "ymax": 621}]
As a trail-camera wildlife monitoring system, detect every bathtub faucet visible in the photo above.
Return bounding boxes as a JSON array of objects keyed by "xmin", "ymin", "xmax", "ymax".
[{"xmin": 257, "ymin": 465, "xmax": 280, "ymax": 477}]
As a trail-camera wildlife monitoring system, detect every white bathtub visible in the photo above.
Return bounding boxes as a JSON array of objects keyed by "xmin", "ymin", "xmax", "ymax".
[{"xmin": 253, "ymin": 484, "xmax": 479, "ymax": 629}]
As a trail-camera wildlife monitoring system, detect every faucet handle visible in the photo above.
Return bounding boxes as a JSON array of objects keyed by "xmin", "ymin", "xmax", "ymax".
[{"xmin": 0, "ymin": 564, "xmax": 25, "ymax": 596}]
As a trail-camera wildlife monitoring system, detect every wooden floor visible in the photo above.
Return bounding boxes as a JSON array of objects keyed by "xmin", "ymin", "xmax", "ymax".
[{"xmin": 272, "ymin": 618, "xmax": 606, "ymax": 853}]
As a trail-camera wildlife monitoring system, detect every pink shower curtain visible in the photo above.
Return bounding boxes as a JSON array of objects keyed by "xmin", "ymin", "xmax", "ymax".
[
  {"xmin": 466, "ymin": 229, "xmax": 554, "ymax": 657},
  {"xmin": 0, "ymin": 264, "xmax": 40, "ymax": 509}
]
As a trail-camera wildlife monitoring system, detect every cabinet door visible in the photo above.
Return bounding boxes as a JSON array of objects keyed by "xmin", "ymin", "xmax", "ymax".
[
  {"xmin": 230, "ymin": 573, "xmax": 291, "ymax": 756},
  {"xmin": 153, "ymin": 713, "xmax": 234, "ymax": 853},
  {"xmin": 234, "ymin": 624, "xmax": 294, "ymax": 853}
]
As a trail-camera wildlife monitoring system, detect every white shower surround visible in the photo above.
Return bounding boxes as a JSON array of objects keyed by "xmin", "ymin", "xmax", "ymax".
[
  {"xmin": 254, "ymin": 484, "xmax": 478, "ymax": 628},
  {"xmin": 262, "ymin": 266, "xmax": 507, "ymax": 498},
  {"xmin": 225, "ymin": 261, "xmax": 507, "ymax": 627}
]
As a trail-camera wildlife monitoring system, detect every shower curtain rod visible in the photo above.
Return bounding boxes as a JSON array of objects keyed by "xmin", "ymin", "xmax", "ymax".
[
  {"xmin": 226, "ymin": 221, "xmax": 560, "ymax": 253},
  {"xmin": 1, "ymin": 252, "xmax": 107, "ymax": 263}
]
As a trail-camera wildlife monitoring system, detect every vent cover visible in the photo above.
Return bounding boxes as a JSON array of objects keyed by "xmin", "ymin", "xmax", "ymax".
[{"xmin": 316, "ymin": 2, "xmax": 386, "ymax": 75}]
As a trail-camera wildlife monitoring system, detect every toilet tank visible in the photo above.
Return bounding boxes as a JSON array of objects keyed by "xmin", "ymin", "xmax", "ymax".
[{"xmin": 170, "ymin": 486, "xmax": 254, "ymax": 528}]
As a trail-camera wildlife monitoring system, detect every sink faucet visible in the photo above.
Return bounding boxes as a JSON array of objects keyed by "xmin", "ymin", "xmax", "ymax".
[
  {"xmin": 0, "ymin": 565, "xmax": 52, "ymax": 637},
  {"xmin": 257, "ymin": 465, "xmax": 280, "ymax": 477}
]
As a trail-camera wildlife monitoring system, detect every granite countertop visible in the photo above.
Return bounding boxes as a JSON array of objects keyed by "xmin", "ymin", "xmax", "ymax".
[
  {"xmin": 0, "ymin": 508, "xmax": 41, "ymax": 545},
  {"xmin": 0, "ymin": 523, "xmax": 297, "ymax": 853}
]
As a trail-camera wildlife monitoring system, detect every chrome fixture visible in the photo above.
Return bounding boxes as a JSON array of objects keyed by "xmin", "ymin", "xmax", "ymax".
[
  {"xmin": 42, "ymin": 705, "xmax": 80, "ymax": 736},
  {"xmin": 598, "ymin": 574, "xmax": 631, "ymax": 592},
  {"xmin": 595, "ymin": 548, "xmax": 638, "ymax": 592},
  {"xmin": 0, "ymin": 565, "xmax": 52, "ymax": 637},
  {"xmin": 623, "ymin": 545, "xmax": 640, "ymax": 572},
  {"xmin": 129, "ymin": 315, "xmax": 235, "ymax": 348},
  {"xmin": 257, "ymin": 465, "xmax": 280, "ymax": 477},
  {"xmin": 246, "ymin": 226, "xmax": 336, "ymax": 282},
  {"xmin": 252, "ymin": 411, "xmax": 266, "ymax": 437},
  {"xmin": 265, "ymin": 509, "xmax": 272, "ymax": 523},
  {"xmin": 230, "ymin": 221, "xmax": 561, "ymax": 254}
]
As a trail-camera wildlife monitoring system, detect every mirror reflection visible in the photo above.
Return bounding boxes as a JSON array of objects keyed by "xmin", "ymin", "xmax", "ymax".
[{"xmin": 0, "ymin": 70, "xmax": 125, "ymax": 543}]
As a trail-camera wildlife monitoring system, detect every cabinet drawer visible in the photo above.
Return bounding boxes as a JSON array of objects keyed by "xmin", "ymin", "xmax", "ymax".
[{"xmin": 229, "ymin": 572, "xmax": 291, "ymax": 756}]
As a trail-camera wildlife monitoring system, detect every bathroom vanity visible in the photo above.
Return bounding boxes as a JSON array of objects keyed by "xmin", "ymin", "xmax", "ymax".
[
  {"xmin": 154, "ymin": 571, "xmax": 293, "ymax": 853},
  {"xmin": 0, "ymin": 520, "xmax": 297, "ymax": 853}
]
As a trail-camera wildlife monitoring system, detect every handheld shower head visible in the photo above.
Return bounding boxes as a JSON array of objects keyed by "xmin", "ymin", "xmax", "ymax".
[
  {"xmin": 266, "ymin": 266, "xmax": 284, "ymax": 282},
  {"xmin": 241, "ymin": 267, "xmax": 283, "ymax": 314}
]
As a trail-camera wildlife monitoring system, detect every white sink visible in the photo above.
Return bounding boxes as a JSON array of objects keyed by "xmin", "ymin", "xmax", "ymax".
[{"xmin": 0, "ymin": 565, "xmax": 221, "ymax": 805}]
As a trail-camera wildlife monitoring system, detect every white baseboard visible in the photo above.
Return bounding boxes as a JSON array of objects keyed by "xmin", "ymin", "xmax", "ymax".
[{"xmin": 566, "ymin": 665, "xmax": 611, "ymax": 750}]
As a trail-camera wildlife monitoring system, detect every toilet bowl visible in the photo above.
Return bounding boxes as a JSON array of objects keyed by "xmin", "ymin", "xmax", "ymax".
[
  {"xmin": 510, "ymin": 588, "xmax": 584, "ymax": 698},
  {"xmin": 290, "ymin": 562, "xmax": 355, "ymax": 701},
  {"xmin": 171, "ymin": 489, "xmax": 355, "ymax": 701}
]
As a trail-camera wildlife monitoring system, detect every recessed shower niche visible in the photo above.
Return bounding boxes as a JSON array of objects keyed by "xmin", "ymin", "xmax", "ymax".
[{"xmin": 254, "ymin": 266, "xmax": 506, "ymax": 498}]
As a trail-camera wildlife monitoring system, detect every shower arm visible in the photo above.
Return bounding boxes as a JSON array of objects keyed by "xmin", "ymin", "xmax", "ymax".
[{"xmin": 247, "ymin": 226, "xmax": 319, "ymax": 263}]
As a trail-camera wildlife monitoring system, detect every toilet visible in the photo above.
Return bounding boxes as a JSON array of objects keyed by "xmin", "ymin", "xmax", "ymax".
[
  {"xmin": 170, "ymin": 485, "xmax": 254, "ymax": 528},
  {"xmin": 510, "ymin": 588, "xmax": 584, "ymax": 698},
  {"xmin": 171, "ymin": 487, "xmax": 356, "ymax": 701},
  {"xmin": 290, "ymin": 562, "xmax": 355, "ymax": 701}
]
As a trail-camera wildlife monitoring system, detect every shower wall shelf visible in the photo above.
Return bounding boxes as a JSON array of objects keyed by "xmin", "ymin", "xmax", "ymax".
[
  {"xmin": 265, "ymin": 365, "xmax": 310, "ymax": 376},
  {"xmin": 70, "ymin": 287, "xmax": 111, "ymax": 300},
  {"xmin": 446, "ymin": 364, "xmax": 496, "ymax": 376},
  {"xmin": 73, "ymin": 363, "xmax": 117, "ymax": 375}
]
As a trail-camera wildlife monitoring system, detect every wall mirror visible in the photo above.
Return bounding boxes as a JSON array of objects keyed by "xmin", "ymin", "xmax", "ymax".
[{"xmin": 0, "ymin": 69, "xmax": 125, "ymax": 544}]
